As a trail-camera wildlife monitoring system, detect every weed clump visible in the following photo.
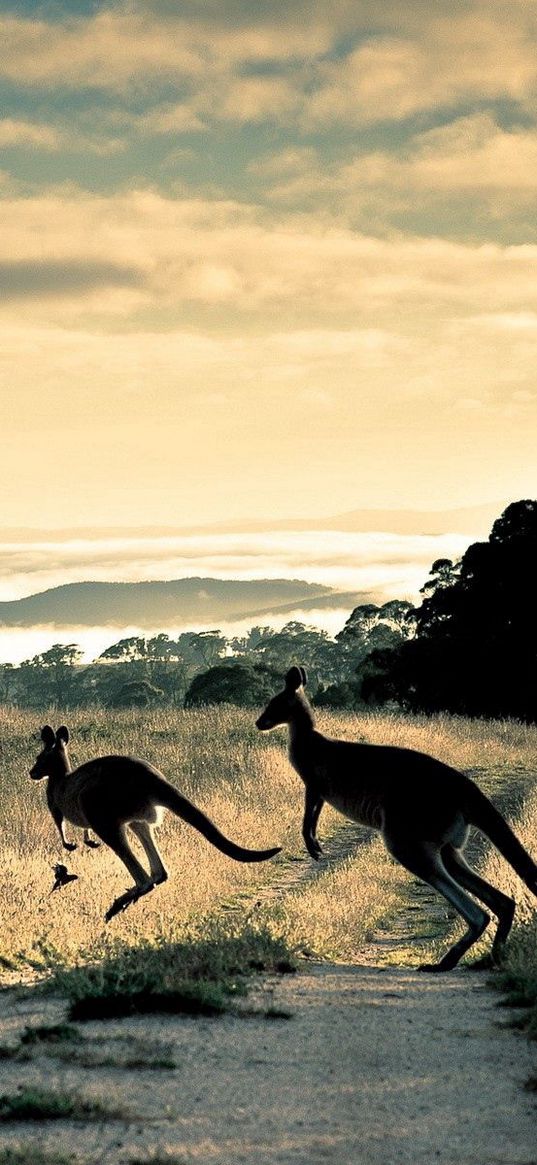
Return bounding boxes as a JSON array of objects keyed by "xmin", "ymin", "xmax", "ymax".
[
  {"xmin": 0, "ymin": 1087, "xmax": 117, "ymax": 1122},
  {"xmin": 48, "ymin": 922, "xmax": 296, "ymax": 1021}
]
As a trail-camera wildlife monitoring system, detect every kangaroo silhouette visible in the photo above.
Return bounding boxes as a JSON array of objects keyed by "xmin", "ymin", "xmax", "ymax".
[
  {"xmin": 256, "ymin": 667, "xmax": 537, "ymax": 971},
  {"xmin": 31, "ymin": 725, "xmax": 281, "ymax": 922}
]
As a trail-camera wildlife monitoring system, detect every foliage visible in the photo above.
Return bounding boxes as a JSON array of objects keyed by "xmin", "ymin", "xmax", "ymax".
[
  {"xmin": 184, "ymin": 662, "xmax": 279, "ymax": 708},
  {"xmin": 0, "ymin": 1088, "xmax": 115, "ymax": 1122},
  {"xmin": 109, "ymin": 679, "xmax": 165, "ymax": 708},
  {"xmin": 360, "ymin": 500, "xmax": 537, "ymax": 721},
  {"xmin": 4, "ymin": 621, "xmax": 353, "ymax": 709}
]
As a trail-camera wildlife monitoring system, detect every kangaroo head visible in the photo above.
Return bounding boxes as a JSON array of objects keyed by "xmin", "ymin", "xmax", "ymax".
[
  {"xmin": 256, "ymin": 666, "xmax": 308, "ymax": 730},
  {"xmin": 29, "ymin": 725, "xmax": 70, "ymax": 780}
]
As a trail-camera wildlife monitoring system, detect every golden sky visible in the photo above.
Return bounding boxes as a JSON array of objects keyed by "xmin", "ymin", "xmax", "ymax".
[{"xmin": 1, "ymin": 0, "xmax": 536, "ymax": 529}]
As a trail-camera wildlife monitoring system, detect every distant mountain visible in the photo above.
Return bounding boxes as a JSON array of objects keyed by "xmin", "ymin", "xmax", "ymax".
[
  {"xmin": 0, "ymin": 500, "xmax": 506, "ymax": 542},
  {"xmin": 0, "ymin": 577, "xmax": 348, "ymax": 629}
]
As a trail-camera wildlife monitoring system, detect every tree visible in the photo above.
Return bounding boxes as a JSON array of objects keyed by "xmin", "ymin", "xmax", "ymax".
[
  {"xmin": 0, "ymin": 663, "xmax": 15, "ymax": 703},
  {"xmin": 184, "ymin": 663, "xmax": 278, "ymax": 708},
  {"xmin": 176, "ymin": 631, "xmax": 226, "ymax": 669},
  {"xmin": 109, "ymin": 679, "xmax": 165, "ymax": 708},
  {"xmin": 17, "ymin": 643, "xmax": 83, "ymax": 708},
  {"xmin": 363, "ymin": 500, "xmax": 537, "ymax": 721},
  {"xmin": 336, "ymin": 600, "xmax": 414, "ymax": 675},
  {"xmin": 246, "ymin": 621, "xmax": 343, "ymax": 687},
  {"xmin": 99, "ymin": 637, "xmax": 147, "ymax": 663}
]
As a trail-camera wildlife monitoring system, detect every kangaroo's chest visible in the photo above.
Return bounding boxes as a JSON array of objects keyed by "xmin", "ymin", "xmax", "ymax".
[
  {"xmin": 290, "ymin": 747, "xmax": 384, "ymax": 830},
  {"xmin": 48, "ymin": 780, "xmax": 89, "ymax": 829}
]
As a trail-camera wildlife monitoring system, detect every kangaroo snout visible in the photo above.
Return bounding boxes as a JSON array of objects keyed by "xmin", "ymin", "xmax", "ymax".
[{"xmin": 256, "ymin": 714, "xmax": 272, "ymax": 730}]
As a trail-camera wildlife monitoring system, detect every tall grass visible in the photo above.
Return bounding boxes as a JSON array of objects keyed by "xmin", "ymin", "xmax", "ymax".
[{"xmin": 1, "ymin": 704, "xmax": 536, "ymax": 975}]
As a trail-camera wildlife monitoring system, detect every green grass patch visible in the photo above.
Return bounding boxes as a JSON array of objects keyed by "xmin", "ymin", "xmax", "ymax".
[
  {"xmin": 0, "ymin": 1087, "xmax": 117, "ymax": 1122},
  {"xmin": 0, "ymin": 1150, "xmax": 73, "ymax": 1165},
  {"xmin": 47, "ymin": 921, "xmax": 296, "ymax": 1021},
  {"xmin": 20, "ymin": 1023, "xmax": 80, "ymax": 1047},
  {"xmin": 69, "ymin": 980, "xmax": 230, "ymax": 1021},
  {"xmin": 128, "ymin": 1158, "xmax": 187, "ymax": 1165},
  {"xmin": 496, "ymin": 969, "xmax": 537, "ymax": 1037},
  {"xmin": 54, "ymin": 1040, "xmax": 176, "ymax": 1070}
]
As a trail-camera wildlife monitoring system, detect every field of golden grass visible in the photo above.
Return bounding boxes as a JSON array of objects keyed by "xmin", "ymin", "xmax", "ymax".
[{"xmin": 1, "ymin": 703, "xmax": 536, "ymax": 982}]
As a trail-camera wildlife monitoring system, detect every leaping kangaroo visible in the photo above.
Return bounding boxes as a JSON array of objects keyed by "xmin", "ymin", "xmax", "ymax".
[
  {"xmin": 30, "ymin": 725, "xmax": 281, "ymax": 922},
  {"xmin": 256, "ymin": 667, "xmax": 537, "ymax": 971}
]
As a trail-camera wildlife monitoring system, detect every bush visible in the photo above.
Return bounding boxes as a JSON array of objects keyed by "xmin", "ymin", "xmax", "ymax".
[
  {"xmin": 184, "ymin": 662, "xmax": 278, "ymax": 708},
  {"xmin": 108, "ymin": 679, "xmax": 165, "ymax": 708}
]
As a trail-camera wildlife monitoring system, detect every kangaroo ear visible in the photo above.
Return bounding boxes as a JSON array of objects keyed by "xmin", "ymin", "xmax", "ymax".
[
  {"xmin": 285, "ymin": 666, "xmax": 303, "ymax": 691},
  {"xmin": 299, "ymin": 667, "xmax": 307, "ymax": 688},
  {"xmin": 56, "ymin": 725, "xmax": 70, "ymax": 745},
  {"xmin": 41, "ymin": 725, "xmax": 56, "ymax": 747}
]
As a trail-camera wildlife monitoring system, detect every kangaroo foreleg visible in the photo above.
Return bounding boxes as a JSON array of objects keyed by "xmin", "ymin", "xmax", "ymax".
[
  {"xmin": 51, "ymin": 806, "xmax": 77, "ymax": 852},
  {"xmin": 302, "ymin": 787, "xmax": 324, "ymax": 860}
]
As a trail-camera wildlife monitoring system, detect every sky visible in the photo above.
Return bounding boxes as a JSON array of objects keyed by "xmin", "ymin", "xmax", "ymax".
[{"xmin": 1, "ymin": 0, "xmax": 536, "ymax": 535}]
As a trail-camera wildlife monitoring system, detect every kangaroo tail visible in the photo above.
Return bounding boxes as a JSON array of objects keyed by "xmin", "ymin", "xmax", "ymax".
[
  {"xmin": 154, "ymin": 778, "xmax": 281, "ymax": 863},
  {"xmin": 465, "ymin": 782, "xmax": 537, "ymax": 895}
]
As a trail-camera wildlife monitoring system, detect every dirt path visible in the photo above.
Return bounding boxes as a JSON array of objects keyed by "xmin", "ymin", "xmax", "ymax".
[{"xmin": 0, "ymin": 958, "xmax": 535, "ymax": 1165}]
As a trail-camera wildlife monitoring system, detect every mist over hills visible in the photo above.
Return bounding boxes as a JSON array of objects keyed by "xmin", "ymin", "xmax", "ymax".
[{"xmin": 0, "ymin": 577, "xmax": 348, "ymax": 630}]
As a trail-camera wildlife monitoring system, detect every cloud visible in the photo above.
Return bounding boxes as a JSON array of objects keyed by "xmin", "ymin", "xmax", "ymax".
[
  {"xmin": 0, "ymin": 117, "xmax": 124, "ymax": 156},
  {"xmin": 0, "ymin": 118, "xmax": 64, "ymax": 150},
  {"xmin": 3, "ymin": 188, "xmax": 537, "ymax": 322},
  {"xmin": 259, "ymin": 115, "xmax": 537, "ymax": 240},
  {"xmin": 1, "ymin": 3, "xmax": 536, "ymax": 130},
  {"xmin": 0, "ymin": 526, "xmax": 470, "ymax": 604},
  {"xmin": 135, "ymin": 104, "xmax": 206, "ymax": 135},
  {"xmin": 0, "ymin": 258, "xmax": 147, "ymax": 301}
]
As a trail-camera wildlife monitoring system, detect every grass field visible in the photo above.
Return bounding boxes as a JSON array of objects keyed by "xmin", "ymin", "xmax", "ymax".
[{"xmin": 1, "ymin": 703, "xmax": 536, "ymax": 1021}]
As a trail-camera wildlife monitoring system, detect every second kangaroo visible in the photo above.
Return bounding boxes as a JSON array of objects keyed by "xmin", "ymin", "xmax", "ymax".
[
  {"xmin": 30, "ymin": 725, "xmax": 281, "ymax": 922},
  {"xmin": 256, "ymin": 666, "xmax": 537, "ymax": 972}
]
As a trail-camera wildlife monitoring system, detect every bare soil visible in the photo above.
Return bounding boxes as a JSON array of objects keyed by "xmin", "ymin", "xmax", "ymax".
[{"xmin": 0, "ymin": 934, "xmax": 535, "ymax": 1164}]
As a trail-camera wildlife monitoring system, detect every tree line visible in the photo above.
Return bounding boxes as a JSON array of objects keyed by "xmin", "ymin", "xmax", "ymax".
[{"xmin": 1, "ymin": 500, "xmax": 535, "ymax": 721}]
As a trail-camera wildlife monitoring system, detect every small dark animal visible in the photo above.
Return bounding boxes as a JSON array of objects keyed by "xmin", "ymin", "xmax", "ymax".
[
  {"xmin": 256, "ymin": 666, "xmax": 537, "ymax": 972},
  {"xmin": 51, "ymin": 864, "xmax": 78, "ymax": 893},
  {"xmin": 31, "ymin": 725, "xmax": 281, "ymax": 922}
]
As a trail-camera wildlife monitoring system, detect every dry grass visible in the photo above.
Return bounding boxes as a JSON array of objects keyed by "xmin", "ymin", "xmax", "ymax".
[
  {"xmin": 1, "ymin": 704, "xmax": 536, "ymax": 976},
  {"xmin": 256, "ymin": 834, "xmax": 407, "ymax": 960}
]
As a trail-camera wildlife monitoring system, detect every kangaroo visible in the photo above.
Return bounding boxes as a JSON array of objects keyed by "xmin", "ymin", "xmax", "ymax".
[
  {"xmin": 30, "ymin": 725, "xmax": 281, "ymax": 922},
  {"xmin": 256, "ymin": 667, "xmax": 537, "ymax": 972}
]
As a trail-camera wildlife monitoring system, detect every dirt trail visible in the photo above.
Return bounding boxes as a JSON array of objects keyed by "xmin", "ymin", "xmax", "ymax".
[{"xmin": 0, "ymin": 958, "xmax": 535, "ymax": 1165}]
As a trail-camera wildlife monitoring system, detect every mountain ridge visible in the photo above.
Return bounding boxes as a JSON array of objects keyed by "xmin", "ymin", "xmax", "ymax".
[
  {"xmin": 0, "ymin": 577, "xmax": 347, "ymax": 629},
  {"xmin": 0, "ymin": 500, "xmax": 506, "ymax": 542}
]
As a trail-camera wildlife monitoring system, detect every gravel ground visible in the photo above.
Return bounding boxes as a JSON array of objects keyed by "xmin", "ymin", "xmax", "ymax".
[{"xmin": 0, "ymin": 959, "xmax": 535, "ymax": 1165}]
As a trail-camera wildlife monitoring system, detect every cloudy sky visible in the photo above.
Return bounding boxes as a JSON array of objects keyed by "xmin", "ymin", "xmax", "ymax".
[{"xmin": 1, "ymin": 0, "xmax": 536, "ymax": 535}]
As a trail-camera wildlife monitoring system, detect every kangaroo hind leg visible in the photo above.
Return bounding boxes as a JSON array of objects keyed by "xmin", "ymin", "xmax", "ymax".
[
  {"xmin": 86, "ymin": 816, "xmax": 155, "ymax": 922},
  {"xmin": 442, "ymin": 844, "xmax": 515, "ymax": 965},
  {"xmin": 129, "ymin": 819, "xmax": 168, "ymax": 885},
  {"xmin": 383, "ymin": 834, "xmax": 490, "ymax": 972}
]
